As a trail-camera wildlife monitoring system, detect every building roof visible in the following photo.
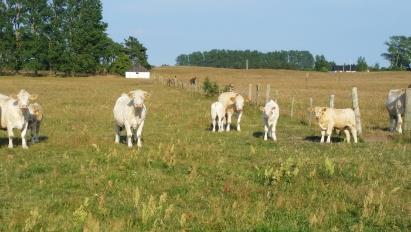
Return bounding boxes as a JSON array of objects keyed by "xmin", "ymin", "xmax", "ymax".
[{"xmin": 127, "ymin": 64, "xmax": 148, "ymax": 72}]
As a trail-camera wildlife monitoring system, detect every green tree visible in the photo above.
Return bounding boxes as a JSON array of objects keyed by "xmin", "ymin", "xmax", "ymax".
[
  {"xmin": 382, "ymin": 36, "xmax": 411, "ymax": 70},
  {"xmin": 109, "ymin": 54, "xmax": 131, "ymax": 76},
  {"xmin": 314, "ymin": 55, "xmax": 331, "ymax": 72},
  {"xmin": 356, "ymin": 56, "xmax": 368, "ymax": 72},
  {"xmin": 124, "ymin": 36, "xmax": 151, "ymax": 70}
]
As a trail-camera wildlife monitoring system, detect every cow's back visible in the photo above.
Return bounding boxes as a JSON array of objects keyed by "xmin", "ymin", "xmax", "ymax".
[
  {"xmin": 218, "ymin": 92, "xmax": 237, "ymax": 108},
  {"xmin": 332, "ymin": 108, "xmax": 356, "ymax": 129},
  {"xmin": 386, "ymin": 89, "xmax": 405, "ymax": 116}
]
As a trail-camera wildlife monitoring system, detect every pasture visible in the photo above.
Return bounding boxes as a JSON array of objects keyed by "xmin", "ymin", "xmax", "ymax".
[{"xmin": 0, "ymin": 69, "xmax": 410, "ymax": 231}]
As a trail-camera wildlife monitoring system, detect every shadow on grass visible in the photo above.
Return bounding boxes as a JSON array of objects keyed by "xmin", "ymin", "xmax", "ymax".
[
  {"xmin": 304, "ymin": 135, "xmax": 344, "ymax": 143},
  {"xmin": 0, "ymin": 136, "xmax": 49, "ymax": 147},
  {"xmin": 252, "ymin": 131, "xmax": 264, "ymax": 139}
]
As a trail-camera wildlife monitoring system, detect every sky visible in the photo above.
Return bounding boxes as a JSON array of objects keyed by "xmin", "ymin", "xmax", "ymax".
[{"xmin": 101, "ymin": 0, "xmax": 410, "ymax": 67}]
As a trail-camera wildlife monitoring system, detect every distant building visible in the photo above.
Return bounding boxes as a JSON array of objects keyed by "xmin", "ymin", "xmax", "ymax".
[
  {"xmin": 332, "ymin": 64, "xmax": 357, "ymax": 72},
  {"xmin": 125, "ymin": 64, "xmax": 150, "ymax": 79}
]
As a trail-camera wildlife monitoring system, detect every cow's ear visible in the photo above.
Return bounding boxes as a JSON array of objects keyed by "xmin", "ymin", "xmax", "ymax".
[
  {"xmin": 259, "ymin": 106, "xmax": 265, "ymax": 112},
  {"xmin": 144, "ymin": 91, "xmax": 151, "ymax": 99},
  {"xmin": 230, "ymin": 96, "xmax": 236, "ymax": 101},
  {"xmin": 29, "ymin": 94, "xmax": 38, "ymax": 101},
  {"xmin": 127, "ymin": 92, "xmax": 134, "ymax": 98}
]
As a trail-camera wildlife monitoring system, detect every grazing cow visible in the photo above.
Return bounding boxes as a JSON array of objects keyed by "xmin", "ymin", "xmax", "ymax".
[
  {"xmin": 113, "ymin": 90, "xmax": 148, "ymax": 148},
  {"xmin": 218, "ymin": 92, "xmax": 245, "ymax": 131},
  {"xmin": 211, "ymin": 101, "xmax": 225, "ymax": 132},
  {"xmin": 260, "ymin": 100, "xmax": 279, "ymax": 141},
  {"xmin": 314, "ymin": 107, "xmax": 358, "ymax": 143},
  {"xmin": 0, "ymin": 90, "xmax": 38, "ymax": 149},
  {"xmin": 27, "ymin": 103, "xmax": 44, "ymax": 144},
  {"xmin": 189, "ymin": 77, "xmax": 197, "ymax": 86},
  {"xmin": 386, "ymin": 89, "xmax": 405, "ymax": 133}
]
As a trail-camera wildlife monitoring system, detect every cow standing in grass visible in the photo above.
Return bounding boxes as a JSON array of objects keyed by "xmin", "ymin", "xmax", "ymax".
[
  {"xmin": 28, "ymin": 103, "xmax": 44, "ymax": 144},
  {"xmin": 314, "ymin": 107, "xmax": 358, "ymax": 143},
  {"xmin": 211, "ymin": 101, "xmax": 225, "ymax": 132},
  {"xmin": 260, "ymin": 100, "xmax": 279, "ymax": 141},
  {"xmin": 113, "ymin": 90, "xmax": 148, "ymax": 148},
  {"xmin": 0, "ymin": 90, "xmax": 38, "ymax": 149},
  {"xmin": 218, "ymin": 92, "xmax": 245, "ymax": 131},
  {"xmin": 386, "ymin": 89, "xmax": 405, "ymax": 133}
]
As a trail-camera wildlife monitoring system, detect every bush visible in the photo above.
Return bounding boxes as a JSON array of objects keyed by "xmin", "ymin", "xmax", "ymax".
[{"xmin": 202, "ymin": 77, "xmax": 219, "ymax": 97}]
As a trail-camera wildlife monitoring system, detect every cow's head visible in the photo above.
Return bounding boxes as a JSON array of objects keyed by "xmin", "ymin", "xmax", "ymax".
[
  {"xmin": 31, "ymin": 103, "xmax": 43, "ymax": 121},
  {"xmin": 10, "ymin": 89, "xmax": 38, "ymax": 110},
  {"xmin": 230, "ymin": 94, "xmax": 244, "ymax": 111},
  {"xmin": 128, "ymin": 90, "xmax": 149, "ymax": 108},
  {"xmin": 314, "ymin": 107, "xmax": 327, "ymax": 120},
  {"xmin": 260, "ymin": 100, "xmax": 277, "ymax": 117}
]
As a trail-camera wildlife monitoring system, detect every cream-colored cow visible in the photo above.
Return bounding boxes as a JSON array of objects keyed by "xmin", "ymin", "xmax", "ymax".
[
  {"xmin": 314, "ymin": 107, "xmax": 358, "ymax": 143},
  {"xmin": 217, "ymin": 92, "xmax": 244, "ymax": 131},
  {"xmin": 113, "ymin": 90, "xmax": 148, "ymax": 148},
  {"xmin": 0, "ymin": 90, "xmax": 38, "ymax": 149},
  {"xmin": 260, "ymin": 100, "xmax": 280, "ymax": 141},
  {"xmin": 210, "ymin": 101, "xmax": 225, "ymax": 132}
]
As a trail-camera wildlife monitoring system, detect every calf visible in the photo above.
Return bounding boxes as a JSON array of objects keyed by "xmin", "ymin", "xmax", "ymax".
[
  {"xmin": 211, "ymin": 101, "xmax": 225, "ymax": 132},
  {"xmin": 218, "ymin": 92, "xmax": 244, "ymax": 131},
  {"xmin": 314, "ymin": 107, "xmax": 357, "ymax": 143},
  {"xmin": 27, "ymin": 103, "xmax": 44, "ymax": 144},
  {"xmin": 386, "ymin": 89, "xmax": 405, "ymax": 133},
  {"xmin": 260, "ymin": 100, "xmax": 280, "ymax": 141}
]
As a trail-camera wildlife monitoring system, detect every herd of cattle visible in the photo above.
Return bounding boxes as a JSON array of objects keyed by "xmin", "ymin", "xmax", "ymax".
[{"xmin": 0, "ymin": 86, "xmax": 408, "ymax": 149}]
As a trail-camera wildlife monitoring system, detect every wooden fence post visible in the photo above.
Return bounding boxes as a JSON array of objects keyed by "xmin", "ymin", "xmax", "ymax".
[
  {"xmin": 308, "ymin": 97, "xmax": 313, "ymax": 126},
  {"xmin": 352, "ymin": 87, "xmax": 362, "ymax": 135},
  {"xmin": 265, "ymin": 84, "xmax": 270, "ymax": 103},
  {"xmin": 290, "ymin": 97, "xmax": 295, "ymax": 118},
  {"xmin": 329, "ymin": 94, "xmax": 335, "ymax": 108},
  {"xmin": 404, "ymin": 88, "xmax": 411, "ymax": 132},
  {"xmin": 248, "ymin": 84, "xmax": 252, "ymax": 102},
  {"xmin": 256, "ymin": 84, "xmax": 260, "ymax": 105}
]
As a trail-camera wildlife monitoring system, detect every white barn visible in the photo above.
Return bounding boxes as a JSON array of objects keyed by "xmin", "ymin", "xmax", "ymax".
[{"xmin": 125, "ymin": 64, "xmax": 150, "ymax": 79}]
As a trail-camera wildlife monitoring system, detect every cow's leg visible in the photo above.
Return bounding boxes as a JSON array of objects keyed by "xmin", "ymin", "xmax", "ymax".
[
  {"xmin": 35, "ymin": 123, "xmax": 41, "ymax": 143},
  {"xmin": 396, "ymin": 113, "xmax": 403, "ymax": 134},
  {"xmin": 124, "ymin": 122, "xmax": 133, "ymax": 148},
  {"xmin": 351, "ymin": 126, "xmax": 358, "ymax": 143},
  {"xmin": 236, "ymin": 111, "xmax": 243, "ymax": 131},
  {"xmin": 326, "ymin": 124, "xmax": 333, "ymax": 143},
  {"xmin": 264, "ymin": 124, "xmax": 268, "ymax": 141},
  {"xmin": 344, "ymin": 129, "xmax": 351, "ymax": 143},
  {"xmin": 226, "ymin": 112, "xmax": 232, "ymax": 132},
  {"xmin": 218, "ymin": 116, "xmax": 224, "ymax": 132},
  {"xmin": 20, "ymin": 123, "xmax": 28, "ymax": 149},
  {"xmin": 7, "ymin": 126, "xmax": 14, "ymax": 149},
  {"xmin": 30, "ymin": 124, "xmax": 37, "ymax": 144},
  {"xmin": 136, "ymin": 121, "xmax": 144, "ymax": 148},
  {"xmin": 271, "ymin": 125, "xmax": 277, "ymax": 142},
  {"xmin": 114, "ymin": 124, "xmax": 121, "ymax": 144},
  {"xmin": 389, "ymin": 115, "xmax": 396, "ymax": 132},
  {"xmin": 320, "ymin": 130, "xmax": 325, "ymax": 143},
  {"xmin": 212, "ymin": 116, "xmax": 216, "ymax": 132}
]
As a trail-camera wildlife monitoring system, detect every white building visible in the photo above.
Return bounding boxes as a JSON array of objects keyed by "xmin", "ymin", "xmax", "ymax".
[{"xmin": 125, "ymin": 65, "xmax": 150, "ymax": 79}]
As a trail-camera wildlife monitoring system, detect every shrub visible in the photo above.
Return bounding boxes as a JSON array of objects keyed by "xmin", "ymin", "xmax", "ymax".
[{"xmin": 202, "ymin": 77, "xmax": 219, "ymax": 97}]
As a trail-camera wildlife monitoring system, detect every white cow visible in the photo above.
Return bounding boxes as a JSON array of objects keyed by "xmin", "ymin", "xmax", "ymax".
[
  {"xmin": 386, "ymin": 89, "xmax": 405, "ymax": 133},
  {"xmin": 260, "ymin": 100, "xmax": 280, "ymax": 141},
  {"xmin": 211, "ymin": 101, "xmax": 225, "ymax": 132},
  {"xmin": 113, "ymin": 90, "xmax": 148, "ymax": 148},
  {"xmin": 27, "ymin": 103, "xmax": 44, "ymax": 143},
  {"xmin": 0, "ymin": 90, "xmax": 38, "ymax": 149},
  {"xmin": 314, "ymin": 107, "xmax": 358, "ymax": 143},
  {"xmin": 218, "ymin": 92, "xmax": 244, "ymax": 131}
]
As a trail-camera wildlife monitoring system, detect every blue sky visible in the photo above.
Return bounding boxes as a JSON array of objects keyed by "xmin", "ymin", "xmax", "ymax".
[{"xmin": 102, "ymin": 0, "xmax": 410, "ymax": 67}]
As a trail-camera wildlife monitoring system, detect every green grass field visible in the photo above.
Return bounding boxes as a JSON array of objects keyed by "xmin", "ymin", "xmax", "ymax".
[{"xmin": 0, "ymin": 71, "xmax": 410, "ymax": 231}]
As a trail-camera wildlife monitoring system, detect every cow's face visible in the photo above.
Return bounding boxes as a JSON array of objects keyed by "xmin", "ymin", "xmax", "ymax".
[
  {"xmin": 12, "ymin": 90, "xmax": 37, "ymax": 110},
  {"xmin": 235, "ymin": 95, "xmax": 244, "ymax": 111},
  {"xmin": 260, "ymin": 102, "xmax": 277, "ymax": 118},
  {"xmin": 314, "ymin": 107, "xmax": 327, "ymax": 120},
  {"xmin": 128, "ymin": 91, "xmax": 147, "ymax": 108}
]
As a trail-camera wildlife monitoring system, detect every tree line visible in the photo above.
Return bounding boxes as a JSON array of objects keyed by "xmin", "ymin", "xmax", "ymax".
[
  {"xmin": 176, "ymin": 36, "xmax": 411, "ymax": 72},
  {"xmin": 176, "ymin": 50, "xmax": 315, "ymax": 70},
  {"xmin": 0, "ymin": 0, "xmax": 150, "ymax": 76}
]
